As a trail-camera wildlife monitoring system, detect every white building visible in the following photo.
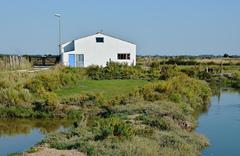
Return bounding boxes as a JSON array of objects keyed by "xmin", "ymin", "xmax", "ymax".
[{"xmin": 60, "ymin": 32, "xmax": 136, "ymax": 67}]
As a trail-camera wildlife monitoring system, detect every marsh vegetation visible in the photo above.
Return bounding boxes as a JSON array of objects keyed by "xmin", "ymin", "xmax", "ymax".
[{"xmin": 1, "ymin": 57, "xmax": 239, "ymax": 155}]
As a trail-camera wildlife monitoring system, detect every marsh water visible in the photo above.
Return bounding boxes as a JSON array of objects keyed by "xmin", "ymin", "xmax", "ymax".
[
  {"xmin": 0, "ymin": 89, "xmax": 239, "ymax": 156},
  {"xmin": 197, "ymin": 88, "xmax": 240, "ymax": 156},
  {"xmin": 0, "ymin": 119, "xmax": 73, "ymax": 156}
]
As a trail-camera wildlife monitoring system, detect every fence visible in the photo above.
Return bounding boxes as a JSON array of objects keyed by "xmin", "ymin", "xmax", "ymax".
[{"xmin": 0, "ymin": 55, "xmax": 31, "ymax": 70}]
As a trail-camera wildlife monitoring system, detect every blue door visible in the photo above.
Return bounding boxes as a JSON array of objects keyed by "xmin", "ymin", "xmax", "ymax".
[{"xmin": 69, "ymin": 54, "xmax": 75, "ymax": 67}]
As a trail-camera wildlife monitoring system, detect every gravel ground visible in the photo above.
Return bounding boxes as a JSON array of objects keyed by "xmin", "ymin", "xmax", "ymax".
[{"xmin": 23, "ymin": 148, "xmax": 86, "ymax": 156}]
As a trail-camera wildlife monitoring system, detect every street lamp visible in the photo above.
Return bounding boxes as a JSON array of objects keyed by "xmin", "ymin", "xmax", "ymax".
[{"xmin": 54, "ymin": 14, "xmax": 61, "ymax": 56}]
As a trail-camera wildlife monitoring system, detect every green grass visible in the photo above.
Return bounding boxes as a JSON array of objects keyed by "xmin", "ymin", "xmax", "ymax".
[{"xmin": 56, "ymin": 80, "xmax": 149, "ymax": 100}]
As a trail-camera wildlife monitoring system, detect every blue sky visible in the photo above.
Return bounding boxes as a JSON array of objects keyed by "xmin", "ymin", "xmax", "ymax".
[{"xmin": 0, "ymin": 0, "xmax": 239, "ymax": 55}]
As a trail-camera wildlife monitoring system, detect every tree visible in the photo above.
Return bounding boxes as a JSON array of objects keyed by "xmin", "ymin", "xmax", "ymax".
[{"xmin": 223, "ymin": 53, "xmax": 229, "ymax": 58}]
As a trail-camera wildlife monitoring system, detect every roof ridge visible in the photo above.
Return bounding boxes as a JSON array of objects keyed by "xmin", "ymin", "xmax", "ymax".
[{"xmin": 61, "ymin": 32, "xmax": 136, "ymax": 45}]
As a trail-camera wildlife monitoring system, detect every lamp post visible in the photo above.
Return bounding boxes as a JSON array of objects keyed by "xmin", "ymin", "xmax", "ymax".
[{"xmin": 54, "ymin": 14, "xmax": 61, "ymax": 56}]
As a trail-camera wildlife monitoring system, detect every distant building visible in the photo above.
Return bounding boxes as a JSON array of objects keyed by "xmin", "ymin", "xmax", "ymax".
[{"xmin": 60, "ymin": 32, "xmax": 136, "ymax": 67}]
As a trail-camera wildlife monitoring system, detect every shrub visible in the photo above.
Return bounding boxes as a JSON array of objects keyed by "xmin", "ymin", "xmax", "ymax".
[
  {"xmin": 86, "ymin": 65, "xmax": 104, "ymax": 80},
  {"xmin": 0, "ymin": 78, "xmax": 12, "ymax": 89},
  {"xmin": 66, "ymin": 109, "xmax": 83, "ymax": 119},
  {"xmin": 94, "ymin": 117, "xmax": 133, "ymax": 140},
  {"xmin": 61, "ymin": 93, "xmax": 104, "ymax": 107},
  {"xmin": 0, "ymin": 88, "xmax": 32, "ymax": 107},
  {"xmin": 86, "ymin": 62, "xmax": 144, "ymax": 80},
  {"xmin": 24, "ymin": 65, "xmax": 82, "ymax": 94},
  {"xmin": 139, "ymin": 74, "xmax": 211, "ymax": 109},
  {"xmin": 231, "ymin": 71, "xmax": 240, "ymax": 88},
  {"xmin": 0, "ymin": 106, "xmax": 34, "ymax": 118},
  {"xmin": 159, "ymin": 65, "xmax": 181, "ymax": 80},
  {"xmin": 138, "ymin": 115, "xmax": 170, "ymax": 131},
  {"xmin": 33, "ymin": 92, "xmax": 59, "ymax": 113},
  {"xmin": 44, "ymin": 92, "xmax": 59, "ymax": 107},
  {"xmin": 164, "ymin": 58, "xmax": 199, "ymax": 66},
  {"xmin": 232, "ymin": 80, "xmax": 240, "ymax": 88}
]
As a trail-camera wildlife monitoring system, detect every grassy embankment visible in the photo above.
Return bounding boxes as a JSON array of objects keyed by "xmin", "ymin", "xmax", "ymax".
[
  {"xmin": 28, "ymin": 74, "xmax": 211, "ymax": 156},
  {"xmin": 0, "ymin": 62, "xmax": 214, "ymax": 156},
  {"xmin": 0, "ymin": 64, "xmax": 150, "ymax": 119}
]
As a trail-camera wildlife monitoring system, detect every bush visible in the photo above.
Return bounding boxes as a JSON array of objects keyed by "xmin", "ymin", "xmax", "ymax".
[
  {"xmin": 163, "ymin": 58, "xmax": 199, "ymax": 66},
  {"xmin": 159, "ymin": 65, "xmax": 181, "ymax": 80},
  {"xmin": 24, "ymin": 65, "xmax": 83, "ymax": 94},
  {"xmin": 230, "ymin": 71, "xmax": 240, "ymax": 88},
  {"xmin": 66, "ymin": 109, "xmax": 83, "ymax": 119},
  {"xmin": 138, "ymin": 115, "xmax": 170, "ymax": 131},
  {"xmin": 0, "ymin": 78, "xmax": 12, "ymax": 89},
  {"xmin": 61, "ymin": 93, "xmax": 104, "ymax": 107},
  {"xmin": 232, "ymin": 80, "xmax": 240, "ymax": 88},
  {"xmin": 0, "ymin": 88, "xmax": 32, "ymax": 107},
  {"xmin": 33, "ymin": 91, "xmax": 59, "ymax": 111},
  {"xmin": 139, "ymin": 74, "xmax": 211, "ymax": 109},
  {"xmin": 94, "ymin": 117, "xmax": 133, "ymax": 140},
  {"xmin": 86, "ymin": 62, "xmax": 144, "ymax": 80},
  {"xmin": 0, "ymin": 106, "xmax": 34, "ymax": 118},
  {"xmin": 43, "ymin": 92, "xmax": 59, "ymax": 107},
  {"xmin": 86, "ymin": 65, "xmax": 104, "ymax": 80}
]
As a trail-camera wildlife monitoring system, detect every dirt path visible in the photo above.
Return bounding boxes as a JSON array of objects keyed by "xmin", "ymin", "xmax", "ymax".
[
  {"xmin": 17, "ymin": 66, "xmax": 51, "ymax": 73},
  {"xmin": 23, "ymin": 148, "xmax": 86, "ymax": 156}
]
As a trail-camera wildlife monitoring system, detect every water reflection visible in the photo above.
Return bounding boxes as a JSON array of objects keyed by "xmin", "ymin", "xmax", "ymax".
[
  {"xmin": 213, "ymin": 87, "xmax": 240, "ymax": 104},
  {"xmin": 0, "ymin": 119, "xmax": 74, "ymax": 156},
  {"xmin": 197, "ymin": 88, "xmax": 240, "ymax": 156},
  {"xmin": 209, "ymin": 79, "xmax": 240, "ymax": 104},
  {"xmin": 0, "ymin": 119, "xmax": 73, "ymax": 136}
]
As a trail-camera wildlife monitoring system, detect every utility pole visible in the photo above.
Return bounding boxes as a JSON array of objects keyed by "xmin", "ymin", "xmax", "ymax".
[{"xmin": 54, "ymin": 14, "xmax": 61, "ymax": 56}]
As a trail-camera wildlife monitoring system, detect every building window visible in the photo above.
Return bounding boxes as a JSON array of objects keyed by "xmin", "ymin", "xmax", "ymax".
[
  {"xmin": 117, "ymin": 53, "xmax": 130, "ymax": 60},
  {"xmin": 96, "ymin": 37, "xmax": 104, "ymax": 43}
]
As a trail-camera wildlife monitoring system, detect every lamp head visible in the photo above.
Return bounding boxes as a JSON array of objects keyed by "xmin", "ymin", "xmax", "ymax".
[{"xmin": 54, "ymin": 14, "xmax": 61, "ymax": 17}]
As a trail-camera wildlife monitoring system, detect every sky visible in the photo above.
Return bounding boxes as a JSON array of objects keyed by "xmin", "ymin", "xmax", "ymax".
[{"xmin": 0, "ymin": 0, "xmax": 239, "ymax": 56}]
